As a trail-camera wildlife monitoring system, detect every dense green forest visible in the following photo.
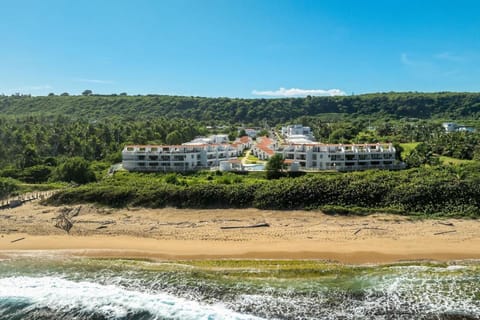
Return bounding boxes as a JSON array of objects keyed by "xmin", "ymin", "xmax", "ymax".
[
  {"xmin": 2, "ymin": 92, "xmax": 480, "ymax": 123},
  {"xmin": 1, "ymin": 91, "xmax": 480, "ymax": 217}
]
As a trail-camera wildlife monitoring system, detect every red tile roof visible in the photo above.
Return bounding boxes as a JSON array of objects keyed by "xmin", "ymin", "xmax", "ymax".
[
  {"xmin": 239, "ymin": 136, "xmax": 251, "ymax": 143},
  {"xmin": 256, "ymin": 137, "xmax": 275, "ymax": 155}
]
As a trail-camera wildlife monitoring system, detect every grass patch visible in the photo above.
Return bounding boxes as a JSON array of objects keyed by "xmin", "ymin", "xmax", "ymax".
[
  {"xmin": 400, "ymin": 142, "xmax": 420, "ymax": 157},
  {"xmin": 439, "ymin": 156, "xmax": 476, "ymax": 165}
]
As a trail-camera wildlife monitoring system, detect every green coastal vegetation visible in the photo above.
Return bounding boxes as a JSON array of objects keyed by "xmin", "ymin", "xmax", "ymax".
[
  {"xmin": 46, "ymin": 164, "xmax": 480, "ymax": 217},
  {"xmin": 1, "ymin": 92, "xmax": 480, "ymax": 217}
]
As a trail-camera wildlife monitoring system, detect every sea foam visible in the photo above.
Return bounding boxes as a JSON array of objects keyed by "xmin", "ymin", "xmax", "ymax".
[{"xmin": 0, "ymin": 276, "xmax": 262, "ymax": 320}]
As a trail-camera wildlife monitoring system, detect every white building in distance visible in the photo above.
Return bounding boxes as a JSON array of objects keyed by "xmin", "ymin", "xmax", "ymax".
[
  {"xmin": 281, "ymin": 125, "xmax": 314, "ymax": 141},
  {"xmin": 442, "ymin": 122, "xmax": 476, "ymax": 133}
]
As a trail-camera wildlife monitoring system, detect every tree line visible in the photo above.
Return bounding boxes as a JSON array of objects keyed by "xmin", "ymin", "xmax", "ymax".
[
  {"xmin": 1, "ymin": 92, "xmax": 480, "ymax": 124},
  {"xmin": 0, "ymin": 115, "xmax": 206, "ymax": 183}
]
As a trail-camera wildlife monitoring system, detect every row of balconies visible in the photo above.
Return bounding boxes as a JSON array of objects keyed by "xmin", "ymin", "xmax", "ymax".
[
  {"xmin": 282, "ymin": 153, "xmax": 394, "ymax": 161},
  {"xmin": 124, "ymin": 146, "xmax": 237, "ymax": 154}
]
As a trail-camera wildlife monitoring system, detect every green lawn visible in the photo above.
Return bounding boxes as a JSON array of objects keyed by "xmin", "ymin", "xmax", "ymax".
[
  {"xmin": 246, "ymin": 154, "xmax": 262, "ymax": 164},
  {"xmin": 399, "ymin": 142, "xmax": 420, "ymax": 157},
  {"xmin": 439, "ymin": 156, "xmax": 476, "ymax": 165}
]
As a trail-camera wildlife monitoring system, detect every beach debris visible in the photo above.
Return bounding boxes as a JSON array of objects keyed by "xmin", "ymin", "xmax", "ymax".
[
  {"xmin": 53, "ymin": 206, "xmax": 83, "ymax": 233},
  {"xmin": 436, "ymin": 221, "xmax": 454, "ymax": 227},
  {"xmin": 8, "ymin": 200, "xmax": 22, "ymax": 209},
  {"xmin": 156, "ymin": 221, "xmax": 197, "ymax": 228},
  {"xmin": 10, "ymin": 237, "xmax": 25, "ymax": 243},
  {"xmin": 220, "ymin": 222, "xmax": 270, "ymax": 230},
  {"xmin": 74, "ymin": 220, "xmax": 115, "ymax": 225},
  {"xmin": 354, "ymin": 227, "xmax": 386, "ymax": 235},
  {"xmin": 54, "ymin": 214, "xmax": 73, "ymax": 233},
  {"xmin": 60, "ymin": 206, "xmax": 81, "ymax": 218},
  {"xmin": 434, "ymin": 230, "xmax": 457, "ymax": 235}
]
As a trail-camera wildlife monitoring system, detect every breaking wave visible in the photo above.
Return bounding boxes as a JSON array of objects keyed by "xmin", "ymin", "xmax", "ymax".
[{"xmin": 0, "ymin": 276, "xmax": 261, "ymax": 320}]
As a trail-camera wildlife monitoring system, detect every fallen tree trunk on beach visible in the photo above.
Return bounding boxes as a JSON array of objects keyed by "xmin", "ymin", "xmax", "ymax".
[
  {"xmin": 354, "ymin": 227, "xmax": 386, "ymax": 235},
  {"xmin": 220, "ymin": 223, "xmax": 270, "ymax": 230}
]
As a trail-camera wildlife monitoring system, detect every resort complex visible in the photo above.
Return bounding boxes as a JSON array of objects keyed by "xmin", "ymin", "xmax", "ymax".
[
  {"xmin": 122, "ymin": 126, "xmax": 405, "ymax": 172},
  {"xmin": 122, "ymin": 135, "xmax": 251, "ymax": 172}
]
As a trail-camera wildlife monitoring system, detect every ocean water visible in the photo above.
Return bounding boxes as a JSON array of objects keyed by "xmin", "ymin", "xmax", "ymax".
[{"xmin": 0, "ymin": 255, "xmax": 478, "ymax": 319}]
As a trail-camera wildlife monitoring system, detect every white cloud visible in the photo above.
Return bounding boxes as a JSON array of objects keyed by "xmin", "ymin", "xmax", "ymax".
[
  {"xmin": 401, "ymin": 53, "xmax": 414, "ymax": 65},
  {"xmin": 434, "ymin": 52, "xmax": 464, "ymax": 62},
  {"xmin": 74, "ymin": 78, "xmax": 114, "ymax": 84},
  {"xmin": 252, "ymin": 87, "xmax": 346, "ymax": 97},
  {"xmin": 4, "ymin": 85, "xmax": 52, "ymax": 93},
  {"xmin": 24, "ymin": 85, "xmax": 52, "ymax": 90}
]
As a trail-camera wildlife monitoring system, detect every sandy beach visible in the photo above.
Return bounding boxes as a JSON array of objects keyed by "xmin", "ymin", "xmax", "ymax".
[{"xmin": 0, "ymin": 201, "xmax": 479, "ymax": 264}]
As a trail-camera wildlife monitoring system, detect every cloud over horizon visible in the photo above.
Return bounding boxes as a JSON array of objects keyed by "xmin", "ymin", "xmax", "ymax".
[
  {"xmin": 252, "ymin": 87, "xmax": 346, "ymax": 97},
  {"xmin": 74, "ymin": 78, "xmax": 114, "ymax": 84},
  {"xmin": 434, "ymin": 52, "xmax": 465, "ymax": 62}
]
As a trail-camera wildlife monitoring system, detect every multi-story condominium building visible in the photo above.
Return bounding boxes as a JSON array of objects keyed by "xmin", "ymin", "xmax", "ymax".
[
  {"xmin": 122, "ymin": 145, "xmax": 239, "ymax": 172},
  {"xmin": 237, "ymin": 128, "xmax": 259, "ymax": 138},
  {"xmin": 281, "ymin": 125, "xmax": 314, "ymax": 140},
  {"xmin": 183, "ymin": 134, "xmax": 229, "ymax": 145},
  {"xmin": 122, "ymin": 136, "xmax": 252, "ymax": 172},
  {"xmin": 275, "ymin": 143, "xmax": 404, "ymax": 171},
  {"xmin": 251, "ymin": 136, "xmax": 277, "ymax": 160}
]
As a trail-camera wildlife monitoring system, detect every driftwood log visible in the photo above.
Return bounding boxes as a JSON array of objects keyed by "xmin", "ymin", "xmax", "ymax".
[
  {"xmin": 434, "ymin": 230, "xmax": 457, "ymax": 235},
  {"xmin": 354, "ymin": 227, "xmax": 386, "ymax": 235},
  {"xmin": 220, "ymin": 223, "xmax": 270, "ymax": 230}
]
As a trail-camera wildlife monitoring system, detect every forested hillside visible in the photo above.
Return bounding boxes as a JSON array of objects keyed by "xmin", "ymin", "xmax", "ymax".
[
  {"xmin": 0, "ymin": 116, "xmax": 206, "ymax": 166},
  {"xmin": 2, "ymin": 92, "xmax": 480, "ymax": 123},
  {"xmin": 1, "ymin": 91, "xmax": 480, "ymax": 216}
]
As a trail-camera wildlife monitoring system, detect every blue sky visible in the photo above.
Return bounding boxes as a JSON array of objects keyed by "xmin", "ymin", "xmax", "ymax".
[{"xmin": 1, "ymin": 0, "xmax": 479, "ymax": 97}]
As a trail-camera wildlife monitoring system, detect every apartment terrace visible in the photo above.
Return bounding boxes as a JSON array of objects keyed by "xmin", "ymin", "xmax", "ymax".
[
  {"xmin": 276, "ymin": 142, "xmax": 401, "ymax": 171},
  {"xmin": 122, "ymin": 143, "xmax": 238, "ymax": 172}
]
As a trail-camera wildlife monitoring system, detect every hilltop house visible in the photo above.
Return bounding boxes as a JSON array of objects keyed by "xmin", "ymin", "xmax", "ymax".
[{"xmin": 442, "ymin": 122, "xmax": 476, "ymax": 133}]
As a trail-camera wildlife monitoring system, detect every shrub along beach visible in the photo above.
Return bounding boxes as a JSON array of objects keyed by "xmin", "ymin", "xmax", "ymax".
[{"xmin": 47, "ymin": 164, "xmax": 480, "ymax": 218}]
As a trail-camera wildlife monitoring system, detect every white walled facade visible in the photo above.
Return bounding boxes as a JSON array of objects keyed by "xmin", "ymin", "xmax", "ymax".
[
  {"xmin": 122, "ymin": 144, "xmax": 238, "ymax": 172},
  {"xmin": 275, "ymin": 143, "xmax": 404, "ymax": 171}
]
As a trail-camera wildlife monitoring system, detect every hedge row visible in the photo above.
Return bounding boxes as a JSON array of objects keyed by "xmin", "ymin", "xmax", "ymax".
[{"xmin": 47, "ymin": 165, "xmax": 480, "ymax": 217}]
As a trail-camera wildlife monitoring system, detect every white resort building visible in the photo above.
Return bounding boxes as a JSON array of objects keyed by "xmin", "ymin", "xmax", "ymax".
[
  {"xmin": 122, "ymin": 126, "xmax": 404, "ymax": 172},
  {"xmin": 122, "ymin": 136, "xmax": 252, "ymax": 172},
  {"xmin": 275, "ymin": 143, "xmax": 403, "ymax": 171},
  {"xmin": 281, "ymin": 124, "xmax": 314, "ymax": 141}
]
